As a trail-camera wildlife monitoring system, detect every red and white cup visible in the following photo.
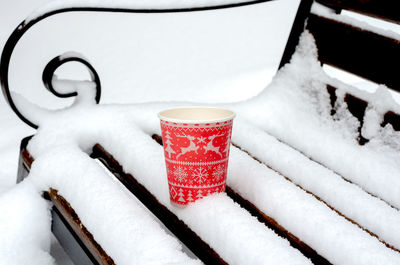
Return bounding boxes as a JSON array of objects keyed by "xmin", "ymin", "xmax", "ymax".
[{"xmin": 158, "ymin": 106, "xmax": 235, "ymax": 206}]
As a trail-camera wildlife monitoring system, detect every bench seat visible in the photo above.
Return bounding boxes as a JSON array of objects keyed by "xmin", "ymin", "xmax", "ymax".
[{"xmin": 3, "ymin": 0, "xmax": 400, "ymax": 264}]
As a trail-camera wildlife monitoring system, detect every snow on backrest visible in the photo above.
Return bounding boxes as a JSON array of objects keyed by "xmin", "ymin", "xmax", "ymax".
[{"xmin": 305, "ymin": 1, "xmax": 400, "ymax": 145}]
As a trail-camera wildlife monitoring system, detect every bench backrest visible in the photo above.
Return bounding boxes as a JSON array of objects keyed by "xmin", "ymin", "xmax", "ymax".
[
  {"xmin": 305, "ymin": 0, "xmax": 400, "ymax": 142},
  {"xmin": 309, "ymin": 0, "xmax": 400, "ymax": 92},
  {"xmin": 1, "ymin": 0, "xmax": 399, "ymax": 135},
  {"xmin": 1, "ymin": 0, "xmax": 315, "ymax": 129}
]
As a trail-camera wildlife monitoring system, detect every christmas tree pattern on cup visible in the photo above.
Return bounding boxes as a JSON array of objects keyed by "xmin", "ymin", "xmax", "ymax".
[{"xmin": 160, "ymin": 120, "xmax": 233, "ymax": 206}]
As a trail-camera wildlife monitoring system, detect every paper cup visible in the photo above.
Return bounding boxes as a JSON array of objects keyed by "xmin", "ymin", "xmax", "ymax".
[{"xmin": 159, "ymin": 106, "xmax": 235, "ymax": 206}]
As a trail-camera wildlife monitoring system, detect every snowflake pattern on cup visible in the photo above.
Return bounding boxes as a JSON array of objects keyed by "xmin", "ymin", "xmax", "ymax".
[{"xmin": 160, "ymin": 120, "xmax": 233, "ymax": 206}]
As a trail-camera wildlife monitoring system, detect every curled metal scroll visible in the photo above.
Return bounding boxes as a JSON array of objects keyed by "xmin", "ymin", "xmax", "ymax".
[
  {"xmin": 42, "ymin": 53, "xmax": 101, "ymax": 103},
  {"xmin": 0, "ymin": 0, "xmax": 312, "ymax": 129}
]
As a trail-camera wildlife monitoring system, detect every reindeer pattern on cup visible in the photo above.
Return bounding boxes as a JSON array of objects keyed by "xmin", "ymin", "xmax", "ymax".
[
  {"xmin": 173, "ymin": 133, "xmax": 228, "ymax": 160},
  {"xmin": 160, "ymin": 120, "xmax": 233, "ymax": 205}
]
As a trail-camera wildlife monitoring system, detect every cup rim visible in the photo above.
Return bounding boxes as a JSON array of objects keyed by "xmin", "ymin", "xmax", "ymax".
[{"xmin": 158, "ymin": 106, "xmax": 235, "ymax": 124}]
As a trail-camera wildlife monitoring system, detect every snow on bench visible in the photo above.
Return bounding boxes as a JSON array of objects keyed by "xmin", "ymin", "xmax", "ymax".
[
  {"xmin": 10, "ymin": 28, "xmax": 399, "ymax": 264},
  {"xmin": 234, "ymin": 31, "xmax": 400, "ymax": 211},
  {"xmin": 2, "ymin": 0, "xmax": 400, "ymax": 264},
  {"xmin": 227, "ymin": 146, "xmax": 400, "ymax": 264},
  {"xmin": 0, "ymin": 180, "xmax": 53, "ymax": 264},
  {"xmin": 25, "ymin": 82, "xmax": 400, "ymax": 265},
  {"xmin": 28, "ymin": 27, "xmax": 400, "ymax": 263},
  {"xmin": 232, "ymin": 119, "xmax": 400, "ymax": 251},
  {"xmin": 25, "ymin": 107, "xmax": 312, "ymax": 265},
  {"xmin": 28, "ymin": 145, "xmax": 201, "ymax": 265},
  {"xmin": 148, "ymin": 128, "xmax": 400, "ymax": 264}
]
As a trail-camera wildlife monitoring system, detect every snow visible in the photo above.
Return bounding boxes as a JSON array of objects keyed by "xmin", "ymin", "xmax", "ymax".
[
  {"xmin": 327, "ymin": 77, "xmax": 400, "ymax": 115},
  {"xmin": 28, "ymin": 145, "xmax": 202, "ymax": 265},
  {"xmin": 176, "ymin": 194, "xmax": 310, "ymax": 265},
  {"xmin": 7, "ymin": 0, "xmax": 298, "ymax": 111},
  {"xmin": 0, "ymin": 0, "xmax": 298, "ymax": 197},
  {"xmin": 96, "ymin": 123, "xmax": 310, "ymax": 265},
  {"xmin": 233, "ymin": 31, "xmax": 400, "ymax": 210},
  {"xmin": 0, "ymin": 180, "xmax": 54, "ymax": 265},
  {"xmin": 1, "ymin": 0, "xmax": 400, "ymax": 264},
  {"xmin": 24, "ymin": 101, "xmax": 311, "ymax": 264},
  {"xmin": 232, "ymin": 118, "xmax": 400, "ymax": 251},
  {"xmin": 227, "ymin": 146, "xmax": 400, "ymax": 265},
  {"xmin": 17, "ymin": 55, "xmax": 400, "ymax": 262},
  {"xmin": 15, "ymin": 29, "xmax": 400, "ymax": 262}
]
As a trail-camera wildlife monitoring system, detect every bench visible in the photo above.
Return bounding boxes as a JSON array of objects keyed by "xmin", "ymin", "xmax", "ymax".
[{"xmin": 1, "ymin": 0, "xmax": 400, "ymax": 264}]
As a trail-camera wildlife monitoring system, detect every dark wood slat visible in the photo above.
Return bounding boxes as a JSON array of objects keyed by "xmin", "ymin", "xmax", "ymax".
[
  {"xmin": 231, "ymin": 143, "xmax": 400, "ymax": 254},
  {"xmin": 49, "ymin": 189, "xmax": 115, "ymax": 265},
  {"xmin": 344, "ymin": 93, "xmax": 368, "ymax": 123},
  {"xmin": 91, "ymin": 144, "xmax": 228, "ymax": 265},
  {"xmin": 225, "ymin": 187, "xmax": 332, "ymax": 265},
  {"xmin": 383, "ymin": 111, "xmax": 400, "ymax": 131},
  {"xmin": 326, "ymin": 85, "xmax": 337, "ymax": 115},
  {"xmin": 21, "ymin": 140, "xmax": 214, "ymax": 264},
  {"xmin": 344, "ymin": 93, "xmax": 369, "ymax": 144},
  {"xmin": 51, "ymin": 206, "xmax": 98, "ymax": 265},
  {"xmin": 327, "ymin": 85, "xmax": 369, "ymax": 144},
  {"xmin": 316, "ymin": 0, "xmax": 400, "ymax": 25},
  {"xmin": 151, "ymin": 134, "xmax": 332, "ymax": 265},
  {"xmin": 19, "ymin": 144, "xmax": 115, "ymax": 265},
  {"xmin": 307, "ymin": 14, "xmax": 400, "ymax": 92},
  {"xmin": 326, "ymin": 85, "xmax": 400, "ymax": 135}
]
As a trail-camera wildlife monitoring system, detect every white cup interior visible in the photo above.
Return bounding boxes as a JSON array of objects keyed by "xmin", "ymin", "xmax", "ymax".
[{"xmin": 158, "ymin": 106, "xmax": 235, "ymax": 123}]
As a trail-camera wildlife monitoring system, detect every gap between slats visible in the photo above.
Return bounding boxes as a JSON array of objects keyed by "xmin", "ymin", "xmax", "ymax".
[{"xmin": 150, "ymin": 134, "xmax": 331, "ymax": 265}]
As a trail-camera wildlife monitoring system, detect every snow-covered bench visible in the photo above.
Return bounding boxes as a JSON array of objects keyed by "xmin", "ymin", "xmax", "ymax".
[{"xmin": 2, "ymin": 0, "xmax": 400, "ymax": 264}]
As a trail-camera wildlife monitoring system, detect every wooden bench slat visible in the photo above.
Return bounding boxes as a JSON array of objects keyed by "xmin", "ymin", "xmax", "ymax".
[
  {"xmin": 316, "ymin": 0, "xmax": 400, "ymax": 25},
  {"xmin": 18, "ymin": 111, "xmax": 400, "ymax": 264},
  {"xmin": 91, "ymin": 144, "xmax": 228, "ymax": 265},
  {"xmin": 230, "ymin": 142, "xmax": 400, "ymax": 254},
  {"xmin": 48, "ymin": 189, "xmax": 115, "ymax": 265},
  {"xmin": 307, "ymin": 14, "xmax": 400, "ymax": 92},
  {"xmin": 51, "ymin": 206, "xmax": 100, "ymax": 265},
  {"xmin": 383, "ymin": 111, "xmax": 400, "ymax": 131},
  {"xmin": 151, "ymin": 134, "xmax": 331, "ymax": 264},
  {"xmin": 225, "ymin": 186, "xmax": 332, "ymax": 265},
  {"xmin": 232, "ymin": 117, "xmax": 400, "ymax": 213},
  {"xmin": 327, "ymin": 85, "xmax": 370, "ymax": 144},
  {"xmin": 19, "ymin": 143, "xmax": 114, "ymax": 265},
  {"xmin": 20, "ymin": 139, "xmax": 211, "ymax": 265},
  {"xmin": 327, "ymin": 85, "xmax": 400, "ymax": 138}
]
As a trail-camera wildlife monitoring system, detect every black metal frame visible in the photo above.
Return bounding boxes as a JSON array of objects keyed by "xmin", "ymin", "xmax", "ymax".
[
  {"xmin": 0, "ymin": 0, "xmax": 313, "ymax": 129},
  {"xmin": 42, "ymin": 53, "xmax": 101, "ymax": 102}
]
